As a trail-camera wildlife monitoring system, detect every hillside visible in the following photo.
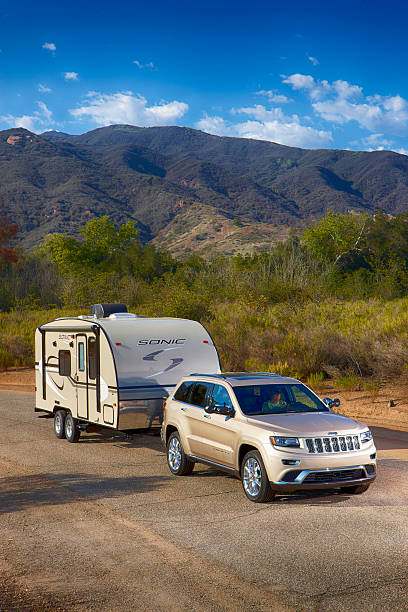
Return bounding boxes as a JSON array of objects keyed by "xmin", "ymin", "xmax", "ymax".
[{"xmin": 1, "ymin": 125, "xmax": 408, "ymax": 252}]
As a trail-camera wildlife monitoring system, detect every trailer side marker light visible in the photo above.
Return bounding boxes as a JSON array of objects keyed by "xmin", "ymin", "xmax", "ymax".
[
  {"xmin": 115, "ymin": 342, "xmax": 122, "ymax": 346},
  {"xmin": 203, "ymin": 340, "xmax": 209, "ymax": 344}
]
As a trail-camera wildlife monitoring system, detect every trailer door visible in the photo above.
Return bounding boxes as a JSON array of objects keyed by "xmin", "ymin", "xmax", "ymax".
[{"xmin": 76, "ymin": 335, "xmax": 88, "ymax": 419}]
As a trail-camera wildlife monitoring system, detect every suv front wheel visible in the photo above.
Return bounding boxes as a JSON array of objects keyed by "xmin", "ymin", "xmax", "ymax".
[
  {"xmin": 241, "ymin": 450, "xmax": 276, "ymax": 503},
  {"xmin": 167, "ymin": 431, "xmax": 194, "ymax": 476}
]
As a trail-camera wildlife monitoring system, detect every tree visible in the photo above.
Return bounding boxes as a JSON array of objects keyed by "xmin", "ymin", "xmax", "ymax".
[
  {"xmin": 39, "ymin": 216, "xmax": 140, "ymax": 275},
  {"xmin": 0, "ymin": 216, "xmax": 18, "ymax": 264},
  {"xmin": 302, "ymin": 212, "xmax": 369, "ymax": 266}
]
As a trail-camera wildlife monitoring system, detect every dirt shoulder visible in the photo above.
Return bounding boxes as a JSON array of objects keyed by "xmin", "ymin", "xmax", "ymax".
[
  {"xmin": 2, "ymin": 368, "xmax": 408, "ymax": 430},
  {"xmin": 0, "ymin": 368, "xmax": 35, "ymax": 393}
]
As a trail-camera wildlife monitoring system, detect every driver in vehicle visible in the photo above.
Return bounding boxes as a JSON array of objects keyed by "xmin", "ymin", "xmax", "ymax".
[{"xmin": 262, "ymin": 391, "xmax": 284, "ymax": 412}]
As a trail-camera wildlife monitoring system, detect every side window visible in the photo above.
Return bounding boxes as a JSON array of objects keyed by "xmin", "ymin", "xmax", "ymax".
[
  {"xmin": 78, "ymin": 342, "xmax": 85, "ymax": 372},
  {"xmin": 190, "ymin": 383, "xmax": 211, "ymax": 408},
  {"xmin": 58, "ymin": 350, "xmax": 71, "ymax": 376},
  {"xmin": 174, "ymin": 381, "xmax": 194, "ymax": 403},
  {"xmin": 88, "ymin": 337, "xmax": 97, "ymax": 380},
  {"xmin": 211, "ymin": 384, "xmax": 232, "ymax": 408}
]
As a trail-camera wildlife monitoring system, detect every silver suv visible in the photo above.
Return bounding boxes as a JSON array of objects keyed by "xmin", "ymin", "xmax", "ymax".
[{"xmin": 161, "ymin": 372, "xmax": 377, "ymax": 502}]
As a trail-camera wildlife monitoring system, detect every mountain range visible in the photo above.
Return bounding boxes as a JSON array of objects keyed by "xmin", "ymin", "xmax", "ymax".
[{"xmin": 2, "ymin": 124, "xmax": 408, "ymax": 254}]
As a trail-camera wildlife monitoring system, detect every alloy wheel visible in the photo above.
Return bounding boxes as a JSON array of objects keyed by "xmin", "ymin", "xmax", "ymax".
[{"xmin": 243, "ymin": 457, "xmax": 262, "ymax": 497}]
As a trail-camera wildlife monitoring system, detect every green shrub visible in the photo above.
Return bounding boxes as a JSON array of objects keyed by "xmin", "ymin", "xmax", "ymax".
[{"xmin": 334, "ymin": 376, "xmax": 362, "ymax": 392}]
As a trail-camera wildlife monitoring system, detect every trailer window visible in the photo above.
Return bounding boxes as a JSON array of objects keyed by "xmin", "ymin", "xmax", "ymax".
[
  {"xmin": 88, "ymin": 337, "xmax": 97, "ymax": 380},
  {"xmin": 78, "ymin": 342, "xmax": 85, "ymax": 372},
  {"xmin": 58, "ymin": 350, "xmax": 71, "ymax": 377}
]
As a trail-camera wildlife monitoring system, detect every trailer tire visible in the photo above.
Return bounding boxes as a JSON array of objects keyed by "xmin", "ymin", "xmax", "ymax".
[
  {"xmin": 64, "ymin": 413, "xmax": 80, "ymax": 443},
  {"xmin": 54, "ymin": 410, "xmax": 66, "ymax": 439},
  {"xmin": 167, "ymin": 431, "xmax": 194, "ymax": 475}
]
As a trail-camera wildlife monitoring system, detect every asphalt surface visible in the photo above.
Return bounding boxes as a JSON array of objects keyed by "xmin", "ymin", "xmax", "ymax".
[{"xmin": 1, "ymin": 390, "xmax": 408, "ymax": 611}]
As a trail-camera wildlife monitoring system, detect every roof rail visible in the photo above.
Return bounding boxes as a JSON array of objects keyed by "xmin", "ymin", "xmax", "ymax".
[{"xmin": 189, "ymin": 371, "xmax": 282, "ymax": 379}]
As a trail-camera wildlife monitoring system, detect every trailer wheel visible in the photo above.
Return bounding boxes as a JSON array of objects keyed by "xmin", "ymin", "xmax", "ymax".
[
  {"xmin": 167, "ymin": 432, "xmax": 194, "ymax": 475},
  {"xmin": 54, "ymin": 410, "xmax": 66, "ymax": 439},
  {"xmin": 64, "ymin": 413, "xmax": 80, "ymax": 443}
]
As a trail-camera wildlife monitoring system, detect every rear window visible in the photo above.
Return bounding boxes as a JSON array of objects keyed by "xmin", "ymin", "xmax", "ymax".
[
  {"xmin": 190, "ymin": 382, "xmax": 212, "ymax": 408},
  {"xmin": 173, "ymin": 381, "xmax": 194, "ymax": 403}
]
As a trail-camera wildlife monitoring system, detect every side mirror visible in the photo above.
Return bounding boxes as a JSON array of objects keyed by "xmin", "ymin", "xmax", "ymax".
[
  {"xmin": 204, "ymin": 404, "xmax": 215, "ymax": 414},
  {"xmin": 323, "ymin": 397, "xmax": 341, "ymax": 409},
  {"xmin": 214, "ymin": 404, "xmax": 235, "ymax": 417}
]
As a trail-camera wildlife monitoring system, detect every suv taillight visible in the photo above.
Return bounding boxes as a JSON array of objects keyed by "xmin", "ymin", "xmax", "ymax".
[{"xmin": 163, "ymin": 400, "xmax": 167, "ymax": 413}]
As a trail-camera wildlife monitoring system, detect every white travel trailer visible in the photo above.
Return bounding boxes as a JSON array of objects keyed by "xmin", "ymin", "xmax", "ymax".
[{"xmin": 35, "ymin": 304, "xmax": 221, "ymax": 442}]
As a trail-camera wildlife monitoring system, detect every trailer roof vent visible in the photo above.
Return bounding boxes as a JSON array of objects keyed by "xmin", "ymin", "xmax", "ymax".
[
  {"xmin": 90, "ymin": 303, "xmax": 128, "ymax": 319},
  {"xmin": 108, "ymin": 312, "xmax": 139, "ymax": 319}
]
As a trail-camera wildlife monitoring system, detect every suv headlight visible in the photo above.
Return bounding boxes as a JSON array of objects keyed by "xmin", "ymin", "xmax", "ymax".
[
  {"xmin": 360, "ymin": 430, "xmax": 372, "ymax": 443},
  {"xmin": 270, "ymin": 436, "xmax": 300, "ymax": 448}
]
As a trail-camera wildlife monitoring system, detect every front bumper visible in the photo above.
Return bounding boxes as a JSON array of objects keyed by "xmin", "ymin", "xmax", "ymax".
[
  {"xmin": 271, "ymin": 464, "xmax": 376, "ymax": 492},
  {"xmin": 263, "ymin": 440, "xmax": 377, "ymax": 491}
]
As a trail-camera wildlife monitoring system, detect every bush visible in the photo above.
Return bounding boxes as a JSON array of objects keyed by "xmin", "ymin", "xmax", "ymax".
[{"xmin": 334, "ymin": 376, "xmax": 362, "ymax": 392}]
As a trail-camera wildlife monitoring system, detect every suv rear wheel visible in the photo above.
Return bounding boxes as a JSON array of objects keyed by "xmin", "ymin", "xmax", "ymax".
[
  {"xmin": 167, "ymin": 431, "xmax": 194, "ymax": 476},
  {"xmin": 241, "ymin": 450, "xmax": 276, "ymax": 503}
]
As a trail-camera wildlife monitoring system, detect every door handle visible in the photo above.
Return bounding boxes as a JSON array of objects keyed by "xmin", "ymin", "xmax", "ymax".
[
  {"xmin": 180, "ymin": 407, "xmax": 187, "ymax": 411},
  {"xmin": 203, "ymin": 414, "xmax": 211, "ymax": 419}
]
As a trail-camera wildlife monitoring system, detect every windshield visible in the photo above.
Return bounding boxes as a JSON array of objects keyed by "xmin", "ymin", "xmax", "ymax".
[{"xmin": 233, "ymin": 383, "xmax": 329, "ymax": 415}]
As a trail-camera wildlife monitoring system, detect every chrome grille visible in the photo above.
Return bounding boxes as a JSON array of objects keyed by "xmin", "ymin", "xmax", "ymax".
[{"xmin": 305, "ymin": 435, "xmax": 361, "ymax": 453}]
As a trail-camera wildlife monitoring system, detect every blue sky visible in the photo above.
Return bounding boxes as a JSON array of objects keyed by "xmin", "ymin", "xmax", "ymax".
[{"xmin": 2, "ymin": 0, "xmax": 408, "ymax": 152}]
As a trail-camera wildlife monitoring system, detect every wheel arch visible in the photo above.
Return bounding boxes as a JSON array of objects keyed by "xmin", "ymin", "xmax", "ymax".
[
  {"xmin": 238, "ymin": 443, "xmax": 260, "ymax": 471},
  {"xmin": 165, "ymin": 424, "xmax": 178, "ymax": 445}
]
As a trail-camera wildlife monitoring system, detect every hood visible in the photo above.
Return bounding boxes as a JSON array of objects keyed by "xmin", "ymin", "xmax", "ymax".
[{"xmin": 246, "ymin": 411, "xmax": 367, "ymax": 437}]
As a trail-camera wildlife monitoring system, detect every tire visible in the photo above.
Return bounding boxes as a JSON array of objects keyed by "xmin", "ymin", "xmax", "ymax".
[
  {"xmin": 64, "ymin": 413, "xmax": 80, "ymax": 443},
  {"xmin": 167, "ymin": 431, "xmax": 194, "ymax": 476},
  {"xmin": 341, "ymin": 483, "xmax": 370, "ymax": 494},
  {"xmin": 241, "ymin": 450, "xmax": 276, "ymax": 503},
  {"xmin": 54, "ymin": 410, "xmax": 66, "ymax": 439}
]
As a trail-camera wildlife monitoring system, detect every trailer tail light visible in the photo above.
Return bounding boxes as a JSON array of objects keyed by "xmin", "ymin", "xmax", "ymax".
[
  {"xmin": 203, "ymin": 340, "xmax": 209, "ymax": 344},
  {"xmin": 119, "ymin": 404, "xmax": 125, "ymax": 411}
]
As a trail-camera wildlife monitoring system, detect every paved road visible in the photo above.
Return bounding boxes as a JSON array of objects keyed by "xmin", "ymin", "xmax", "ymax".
[{"xmin": 1, "ymin": 390, "xmax": 408, "ymax": 611}]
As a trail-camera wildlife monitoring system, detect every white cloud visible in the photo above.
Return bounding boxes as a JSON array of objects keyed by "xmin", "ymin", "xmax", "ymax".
[
  {"xmin": 38, "ymin": 83, "xmax": 52, "ymax": 93},
  {"xmin": 308, "ymin": 56, "xmax": 319, "ymax": 66},
  {"xmin": 2, "ymin": 114, "xmax": 37, "ymax": 131},
  {"xmin": 42, "ymin": 42, "xmax": 56, "ymax": 51},
  {"xmin": 359, "ymin": 133, "xmax": 393, "ymax": 150},
  {"xmin": 70, "ymin": 91, "xmax": 188, "ymax": 126},
  {"xmin": 196, "ymin": 105, "xmax": 332, "ymax": 148},
  {"xmin": 64, "ymin": 72, "xmax": 79, "ymax": 81},
  {"xmin": 196, "ymin": 114, "xmax": 234, "ymax": 136},
  {"xmin": 282, "ymin": 73, "xmax": 315, "ymax": 91},
  {"xmin": 256, "ymin": 90, "xmax": 292, "ymax": 104},
  {"xmin": 2, "ymin": 102, "xmax": 54, "ymax": 133},
  {"xmin": 283, "ymin": 73, "xmax": 408, "ymax": 135},
  {"xmin": 37, "ymin": 101, "xmax": 53, "ymax": 122},
  {"xmin": 134, "ymin": 60, "xmax": 155, "ymax": 69}
]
